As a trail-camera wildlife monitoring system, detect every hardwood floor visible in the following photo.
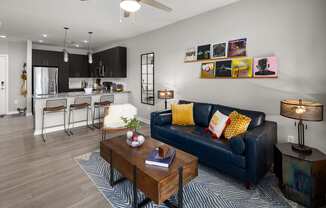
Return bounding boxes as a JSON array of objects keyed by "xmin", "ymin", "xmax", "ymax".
[{"xmin": 0, "ymin": 115, "xmax": 113, "ymax": 208}]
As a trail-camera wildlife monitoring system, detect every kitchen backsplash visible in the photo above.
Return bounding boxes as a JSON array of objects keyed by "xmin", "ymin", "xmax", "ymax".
[{"xmin": 69, "ymin": 78, "xmax": 128, "ymax": 90}]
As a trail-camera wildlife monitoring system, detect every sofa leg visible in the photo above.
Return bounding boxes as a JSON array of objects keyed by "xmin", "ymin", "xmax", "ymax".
[{"xmin": 245, "ymin": 181, "xmax": 253, "ymax": 190}]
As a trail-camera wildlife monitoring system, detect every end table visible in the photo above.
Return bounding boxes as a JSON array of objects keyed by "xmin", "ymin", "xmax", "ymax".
[{"xmin": 274, "ymin": 143, "xmax": 326, "ymax": 208}]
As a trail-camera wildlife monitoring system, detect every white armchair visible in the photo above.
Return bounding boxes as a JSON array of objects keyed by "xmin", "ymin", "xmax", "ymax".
[{"xmin": 102, "ymin": 104, "xmax": 137, "ymax": 140}]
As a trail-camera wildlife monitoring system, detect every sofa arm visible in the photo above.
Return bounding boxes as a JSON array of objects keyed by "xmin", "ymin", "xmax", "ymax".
[
  {"xmin": 150, "ymin": 110, "xmax": 172, "ymax": 126},
  {"xmin": 244, "ymin": 121, "xmax": 277, "ymax": 184}
]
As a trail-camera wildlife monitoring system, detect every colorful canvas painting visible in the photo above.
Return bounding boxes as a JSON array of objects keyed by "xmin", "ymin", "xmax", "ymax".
[
  {"xmin": 228, "ymin": 38, "xmax": 247, "ymax": 57},
  {"xmin": 212, "ymin": 43, "xmax": 227, "ymax": 58},
  {"xmin": 253, "ymin": 56, "xmax": 278, "ymax": 78},
  {"xmin": 184, "ymin": 47, "xmax": 197, "ymax": 62},
  {"xmin": 231, "ymin": 57, "xmax": 253, "ymax": 78},
  {"xmin": 216, "ymin": 60, "xmax": 232, "ymax": 78},
  {"xmin": 197, "ymin": 44, "xmax": 211, "ymax": 60},
  {"xmin": 201, "ymin": 62, "xmax": 216, "ymax": 79}
]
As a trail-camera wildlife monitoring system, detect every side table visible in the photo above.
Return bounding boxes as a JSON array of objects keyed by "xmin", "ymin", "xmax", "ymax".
[{"xmin": 274, "ymin": 143, "xmax": 326, "ymax": 208}]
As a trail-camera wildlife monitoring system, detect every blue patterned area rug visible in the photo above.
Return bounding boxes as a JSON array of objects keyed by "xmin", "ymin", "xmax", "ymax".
[{"xmin": 75, "ymin": 150, "xmax": 299, "ymax": 208}]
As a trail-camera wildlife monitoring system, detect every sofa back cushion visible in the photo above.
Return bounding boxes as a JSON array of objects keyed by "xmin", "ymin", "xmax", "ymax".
[
  {"xmin": 179, "ymin": 100, "xmax": 265, "ymax": 129},
  {"xmin": 211, "ymin": 104, "xmax": 265, "ymax": 129},
  {"xmin": 179, "ymin": 100, "xmax": 212, "ymax": 127}
]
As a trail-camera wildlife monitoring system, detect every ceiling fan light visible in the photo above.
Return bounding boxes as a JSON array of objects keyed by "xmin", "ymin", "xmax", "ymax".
[{"xmin": 120, "ymin": 0, "xmax": 141, "ymax": 13}]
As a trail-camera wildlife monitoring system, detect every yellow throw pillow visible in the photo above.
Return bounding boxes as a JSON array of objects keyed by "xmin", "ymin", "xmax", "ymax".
[
  {"xmin": 224, "ymin": 111, "xmax": 252, "ymax": 139},
  {"xmin": 171, "ymin": 103, "xmax": 195, "ymax": 126}
]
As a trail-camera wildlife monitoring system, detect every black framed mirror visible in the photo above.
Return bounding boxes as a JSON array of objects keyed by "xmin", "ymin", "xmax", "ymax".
[{"xmin": 141, "ymin": 53, "xmax": 155, "ymax": 105}]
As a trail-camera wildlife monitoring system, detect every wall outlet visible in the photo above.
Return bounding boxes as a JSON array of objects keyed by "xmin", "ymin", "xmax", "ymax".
[{"xmin": 287, "ymin": 135, "xmax": 295, "ymax": 143}]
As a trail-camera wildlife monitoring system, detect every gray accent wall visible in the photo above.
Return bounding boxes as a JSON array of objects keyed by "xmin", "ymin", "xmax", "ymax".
[{"xmin": 111, "ymin": 0, "xmax": 326, "ymax": 152}]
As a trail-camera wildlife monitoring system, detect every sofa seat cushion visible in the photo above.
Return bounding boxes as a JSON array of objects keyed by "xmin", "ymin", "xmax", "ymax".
[{"xmin": 152, "ymin": 125, "xmax": 246, "ymax": 169}]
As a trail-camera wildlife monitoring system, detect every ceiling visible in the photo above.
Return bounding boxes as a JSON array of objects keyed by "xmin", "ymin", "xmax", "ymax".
[{"xmin": 0, "ymin": 0, "xmax": 239, "ymax": 50}]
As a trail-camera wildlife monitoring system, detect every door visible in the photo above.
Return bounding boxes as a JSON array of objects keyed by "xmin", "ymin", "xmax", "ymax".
[{"xmin": 0, "ymin": 55, "xmax": 8, "ymax": 115}]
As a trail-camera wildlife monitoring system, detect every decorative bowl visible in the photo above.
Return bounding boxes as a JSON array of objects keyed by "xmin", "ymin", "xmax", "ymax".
[{"xmin": 126, "ymin": 132, "xmax": 145, "ymax": 148}]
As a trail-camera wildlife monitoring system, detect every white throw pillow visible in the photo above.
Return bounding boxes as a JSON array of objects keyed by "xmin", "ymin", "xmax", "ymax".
[{"xmin": 208, "ymin": 110, "xmax": 230, "ymax": 138}]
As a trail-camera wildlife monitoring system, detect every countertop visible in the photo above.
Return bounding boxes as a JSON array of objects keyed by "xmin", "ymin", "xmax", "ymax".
[{"xmin": 33, "ymin": 91, "xmax": 130, "ymax": 100}]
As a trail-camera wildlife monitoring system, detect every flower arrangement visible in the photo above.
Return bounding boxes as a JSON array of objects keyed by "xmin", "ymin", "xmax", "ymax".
[
  {"xmin": 121, "ymin": 117, "xmax": 145, "ymax": 147},
  {"xmin": 121, "ymin": 117, "xmax": 142, "ymax": 132}
]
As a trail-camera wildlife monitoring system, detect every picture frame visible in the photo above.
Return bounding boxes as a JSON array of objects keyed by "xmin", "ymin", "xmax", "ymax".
[
  {"xmin": 253, "ymin": 56, "xmax": 278, "ymax": 78},
  {"xmin": 197, "ymin": 44, "xmax": 211, "ymax": 60},
  {"xmin": 201, "ymin": 62, "xmax": 216, "ymax": 79},
  {"xmin": 212, "ymin": 42, "xmax": 227, "ymax": 59},
  {"xmin": 184, "ymin": 47, "xmax": 197, "ymax": 62},
  {"xmin": 228, "ymin": 38, "xmax": 247, "ymax": 57},
  {"xmin": 215, "ymin": 60, "xmax": 232, "ymax": 78},
  {"xmin": 231, "ymin": 57, "xmax": 253, "ymax": 78}
]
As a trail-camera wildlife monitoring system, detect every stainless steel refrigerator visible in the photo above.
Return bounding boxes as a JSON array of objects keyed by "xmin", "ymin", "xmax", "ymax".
[{"xmin": 33, "ymin": 67, "xmax": 58, "ymax": 95}]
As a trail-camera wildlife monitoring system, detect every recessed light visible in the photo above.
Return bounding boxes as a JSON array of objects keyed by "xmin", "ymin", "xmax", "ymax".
[
  {"xmin": 75, "ymin": 44, "xmax": 80, "ymax": 47},
  {"xmin": 38, "ymin": 40, "xmax": 44, "ymax": 43},
  {"xmin": 0, "ymin": 35, "xmax": 7, "ymax": 38},
  {"xmin": 42, "ymin": 34, "xmax": 48, "ymax": 38},
  {"xmin": 83, "ymin": 40, "xmax": 88, "ymax": 43}
]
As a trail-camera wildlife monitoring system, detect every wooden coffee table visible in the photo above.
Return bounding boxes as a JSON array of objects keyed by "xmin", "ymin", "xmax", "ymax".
[{"xmin": 100, "ymin": 135, "xmax": 198, "ymax": 208}]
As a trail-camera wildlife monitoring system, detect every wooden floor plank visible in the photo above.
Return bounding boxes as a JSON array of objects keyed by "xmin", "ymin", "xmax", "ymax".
[{"xmin": 0, "ymin": 116, "xmax": 111, "ymax": 208}]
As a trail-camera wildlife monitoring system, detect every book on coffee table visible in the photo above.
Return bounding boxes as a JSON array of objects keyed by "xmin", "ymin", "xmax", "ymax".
[{"xmin": 145, "ymin": 148, "xmax": 176, "ymax": 168}]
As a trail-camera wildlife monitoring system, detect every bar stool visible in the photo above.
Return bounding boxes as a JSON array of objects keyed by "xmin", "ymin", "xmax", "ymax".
[
  {"xmin": 42, "ymin": 98, "xmax": 69, "ymax": 142},
  {"xmin": 92, "ymin": 95, "xmax": 113, "ymax": 129},
  {"xmin": 68, "ymin": 96, "xmax": 93, "ymax": 135}
]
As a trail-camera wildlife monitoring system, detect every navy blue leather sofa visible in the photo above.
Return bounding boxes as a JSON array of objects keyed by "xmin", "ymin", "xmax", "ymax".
[{"xmin": 150, "ymin": 100, "xmax": 277, "ymax": 185}]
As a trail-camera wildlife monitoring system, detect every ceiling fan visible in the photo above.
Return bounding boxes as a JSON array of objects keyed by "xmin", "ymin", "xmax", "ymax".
[{"xmin": 120, "ymin": 0, "xmax": 172, "ymax": 18}]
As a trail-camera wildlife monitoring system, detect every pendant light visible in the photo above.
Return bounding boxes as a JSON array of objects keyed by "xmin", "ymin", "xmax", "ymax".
[
  {"xmin": 88, "ymin": 32, "xmax": 93, "ymax": 64},
  {"xmin": 63, "ymin": 27, "xmax": 69, "ymax": 63}
]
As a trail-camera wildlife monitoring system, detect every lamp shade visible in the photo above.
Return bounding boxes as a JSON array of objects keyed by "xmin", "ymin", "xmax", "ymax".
[
  {"xmin": 280, "ymin": 99, "xmax": 323, "ymax": 121},
  {"xmin": 158, "ymin": 90, "xmax": 174, "ymax": 99}
]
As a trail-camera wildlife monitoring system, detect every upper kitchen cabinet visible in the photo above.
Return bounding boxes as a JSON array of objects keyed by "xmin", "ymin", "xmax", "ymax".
[
  {"xmin": 32, "ymin": 50, "xmax": 60, "ymax": 67},
  {"xmin": 106, "ymin": 47, "xmax": 127, "ymax": 78},
  {"xmin": 69, "ymin": 54, "xmax": 90, "ymax": 77},
  {"xmin": 89, "ymin": 46, "xmax": 127, "ymax": 78}
]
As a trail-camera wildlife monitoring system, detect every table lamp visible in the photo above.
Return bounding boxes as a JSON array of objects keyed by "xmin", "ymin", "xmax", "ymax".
[
  {"xmin": 280, "ymin": 99, "xmax": 323, "ymax": 154},
  {"xmin": 158, "ymin": 89, "xmax": 174, "ymax": 109}
]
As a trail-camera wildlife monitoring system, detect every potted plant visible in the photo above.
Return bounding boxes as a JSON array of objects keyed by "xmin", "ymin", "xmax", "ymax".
[{"xmin": 121, "ymin": 117, "xmax": 145, "ymax": 147}]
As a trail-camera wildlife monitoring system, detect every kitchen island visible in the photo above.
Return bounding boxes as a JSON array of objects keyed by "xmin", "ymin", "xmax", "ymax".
[{"xmin": 33, "ymin": 91, "xmax": 130, "ymax": 135}]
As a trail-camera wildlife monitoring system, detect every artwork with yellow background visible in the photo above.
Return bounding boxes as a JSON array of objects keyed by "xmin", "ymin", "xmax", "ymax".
[{"xmin": 231, "ymin": 57, "xmax": 253, "ymax": 78}]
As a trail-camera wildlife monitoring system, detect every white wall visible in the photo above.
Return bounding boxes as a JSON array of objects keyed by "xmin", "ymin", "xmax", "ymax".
[
  {"xmin": 110, "ymin": 0, "xmax": 326, "ymax": 153},
  {"xmin": 0, "ymin": 40, "xmax": 28, "ymax": 113}
]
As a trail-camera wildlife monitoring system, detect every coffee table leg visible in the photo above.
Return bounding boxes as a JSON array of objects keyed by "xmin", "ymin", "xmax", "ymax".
[
  {"xmin": 133, "ymin": 166, "xmax": 138, "ymax": 208},
  {"xmin": 109, "ymin": 150, "xmax": 114, "ymax": 186},
  {"xmin": 178, "ymin": 166, "xmax": 183, "ymax": 208},
  {"xmin": 163, "ymin": 166, "xmax": 184, "ymax": 208}
]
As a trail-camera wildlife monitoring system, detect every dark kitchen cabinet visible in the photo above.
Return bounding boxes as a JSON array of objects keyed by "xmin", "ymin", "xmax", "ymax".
[
  {"xmin": 69, "ymin": 54, "xmax": 90, "ymax": 77},
  {"xmin": 32, "ymin": 50, "xmax": 60, "ymax": 67},
  {"xmin": 89, "ymin": 47, "xmax": 127, "ymax": 78}
]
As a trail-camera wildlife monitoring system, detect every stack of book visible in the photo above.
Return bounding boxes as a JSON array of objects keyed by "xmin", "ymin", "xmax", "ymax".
[{"xmin": 145, "ymin": 146, "xmax": 176, "ymax": 168}]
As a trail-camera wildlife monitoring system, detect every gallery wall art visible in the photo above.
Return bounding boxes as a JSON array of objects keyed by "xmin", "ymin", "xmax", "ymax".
[
  {"xmin": 184, "ymin": 38, "xmax": 278, "ymax": 79},
  {"xmin": 201, "ymin": 62, "xmax": 216, "ymax": 79},
  {"xmin": 216, "ymin": 60, "xmax": 232, "ymax": 78},
  {"xmin": 197, "ymin": 44, "xmax": 211, "ymax": 60},
  {"xmin": 212, "ymin": 42, "xmax": 227, "ymax": 59},
  {"xmin": 184, "ymin": 47, "xmax": 197, "ymax": 62},
  {"xmin": 253, "ymin": 56, "xmax": 278, "ymax": 78},
  {"xmin": 228, "ymin": 38, "xmax": 247, "ymax": 57},
  {"xmin": 231, "ymin": 57, "xmax": 253, "ymax": 78}
]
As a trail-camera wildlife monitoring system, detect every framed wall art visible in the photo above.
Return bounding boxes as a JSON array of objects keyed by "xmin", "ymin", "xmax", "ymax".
[
  {"xmin": 197, "ymin": 44, "xmax": 211, "ymax": 60},
  {"xmin": 228, "ymin": 38, "xmax": 247, "ymax": 57},
  {"xmin": 253, "ymin": 56, "xmax": 278, "ymax": 78},
  {"xmin": 231, "ymin": 57, "xmax": 253, "ymax": 78},
  {"xmin": 201, "ymin": 62, "xmax": 216, "ymax": 79},
  {"xmin": 212, "ymin": 42, "xmax": 227, "ymax": 59}
]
